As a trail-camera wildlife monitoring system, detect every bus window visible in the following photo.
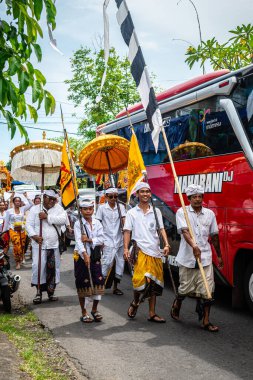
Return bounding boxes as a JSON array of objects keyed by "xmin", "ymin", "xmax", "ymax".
[
  {"xmin": 231, "ymin": 72, "xmax": 253, "ymax": 151},
  {"xmin": 118, "ymin": 95, "xmax": 243, "ymax": 166},
  {"xmin": 162, "ymin": 96, "xmax": 242, "ymax": 163}
]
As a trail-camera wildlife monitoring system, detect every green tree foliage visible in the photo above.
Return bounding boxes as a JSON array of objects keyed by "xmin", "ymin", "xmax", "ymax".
[
  {"xmin": 0, "ymin": 0, "xmax": 57, "ymax": 141},
  {"xmin": 65, "ymin": 46, "xmax": 141, "ymax": 139},
  {"xmin": 49, "ymin": 136, "xmax": 85, "ymax": 158},
  {"xmin": 185, "ymin": 24, "xmax": 253, "ymax": 71}
]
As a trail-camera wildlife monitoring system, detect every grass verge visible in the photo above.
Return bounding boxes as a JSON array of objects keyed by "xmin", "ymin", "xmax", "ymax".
[{"xmin": 0, "ymin": 303, "xmax": 79, "ymax": 380}]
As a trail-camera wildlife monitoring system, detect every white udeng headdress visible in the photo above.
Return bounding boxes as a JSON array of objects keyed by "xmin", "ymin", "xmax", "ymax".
[
  {"xmin": 105, "ymin": 187, "xmax": 118, "ymax": 194},
  {"xmin": 44, "ymin": 189, "xmax": 58, "ymax": 198},
  {"xmin": 135, "ymin": 182, "xmax": 151, "ymax": 192},
  {"xmin": 79, "ymin": 200, "xmax": 94, "ymax": 208},
  {"xmin": 185, "ymin": 184, "xmax": 204, "ymax": 196}
]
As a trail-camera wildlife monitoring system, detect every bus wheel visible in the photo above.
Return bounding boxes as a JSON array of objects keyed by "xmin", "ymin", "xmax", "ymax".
[{"xmin": 244, "ymin": 261, "xmax": 253, "ymax": 313}]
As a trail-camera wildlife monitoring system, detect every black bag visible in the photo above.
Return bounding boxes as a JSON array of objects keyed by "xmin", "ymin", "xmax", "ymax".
[
  {"xmin": 83, "ymin": 223, "xmax": 102, "ymax": 263},
  {"xmin": 52, "ymin": 224, "xmax": 67, "ymax": 254}
]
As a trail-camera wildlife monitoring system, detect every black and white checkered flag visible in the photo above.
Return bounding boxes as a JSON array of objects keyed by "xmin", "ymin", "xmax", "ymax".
[{"xmin": 115, "ymin": 0, "xmax": 162, "ymax": 152}]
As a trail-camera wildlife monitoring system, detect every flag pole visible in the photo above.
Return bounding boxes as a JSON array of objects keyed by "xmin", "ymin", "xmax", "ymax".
[
  {"xmin": 125, "ymin": 108, "xmax": 177, "ymax": 296},
  {"xmin": 126, "ymin": 111, "xmax": 211, "ymax": 299},
  {"xmin": 161, "ymin": 126, "xmax": 212, "ymax": 299},
  {"xmin": 114, "ymin": 0, "xmax": 211, "ymax": 300},
  {"xmin": 60, "ymin": 105, "xmax": 95, "ymax": 294}
]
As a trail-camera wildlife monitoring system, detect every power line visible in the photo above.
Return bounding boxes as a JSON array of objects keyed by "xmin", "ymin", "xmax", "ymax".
[
  {"xmin": 22, "ymin": 121, "xmax": 80, "ymax": 124},
  {"xmin": 0, "ymin": 121, "xmax": 80, "ymax": 136}
]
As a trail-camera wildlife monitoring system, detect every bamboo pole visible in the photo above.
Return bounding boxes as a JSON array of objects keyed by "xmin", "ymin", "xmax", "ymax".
[
  {"xmin": 104, "ymin": 151, "xmax": 124, "ymax": 287},
  {"xmin": 105, "ymin": 151, "xmax": 124, "ymax": 230},
  {"xmin": 160, "ymin": 127, "xmax": 212, "ymax": 299},
  {"xmin": 36, "ymin": 163, "xmax": 45, "ymax": 297},
  {"xmin": 125, "ymin": 107, "xmax": 177, "ymax": 296},
  {"xmin": 60, "ymin": 106, "xmax": 95, "ymax": 294}
]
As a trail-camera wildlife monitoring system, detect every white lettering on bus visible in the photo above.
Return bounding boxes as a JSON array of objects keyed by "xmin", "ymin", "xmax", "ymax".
[
  {"xmin": 206, "ymin": 118, "xmax": 222, "ymax": 130},
  {"xmin": 174, "ymin": 171, "xmax": 234, "ymax": 194}
]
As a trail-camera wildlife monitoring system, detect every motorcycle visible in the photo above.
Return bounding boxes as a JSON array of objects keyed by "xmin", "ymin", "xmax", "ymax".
[{"xmin": 0, "ymin": 244, "xmax": 21, "ymax": 312}]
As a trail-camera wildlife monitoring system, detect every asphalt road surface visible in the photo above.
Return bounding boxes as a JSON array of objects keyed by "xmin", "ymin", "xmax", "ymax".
[{"xmin": 16, "ymin": 247, "xmax": 253, "ymax": 380}]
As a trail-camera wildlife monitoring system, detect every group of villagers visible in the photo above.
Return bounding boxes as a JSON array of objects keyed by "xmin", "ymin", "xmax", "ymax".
[{"xmin": 1, "ymin": 181, "xmax": 224, "ymax": 332}]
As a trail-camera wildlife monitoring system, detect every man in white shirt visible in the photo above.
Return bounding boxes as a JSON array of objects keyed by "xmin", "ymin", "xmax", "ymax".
[
  {"xmin": 170, "ymin": 184, "xmax": 224, "ymax": 332},
  {"xmin": 124, "ymin": 182, "xmax": 170, "ymax": 323},
  {"xmin": 26, "ymin": 190, "xmax": 67, "ymax": 304},
  {"xmin": 96, "ymin": 187, "xmax": 126, "ymax": 295}
]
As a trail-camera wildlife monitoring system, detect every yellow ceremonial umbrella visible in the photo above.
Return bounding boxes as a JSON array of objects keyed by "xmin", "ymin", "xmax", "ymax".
[{"xmin": 79, "ymin": 134, "xmax": 130, "ymax": 176}]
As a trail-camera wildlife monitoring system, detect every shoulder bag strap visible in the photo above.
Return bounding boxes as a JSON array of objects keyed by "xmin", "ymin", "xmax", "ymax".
[
  {"xmin": 82, "ymin": 220, "xmax": 92, "ymax": 247},
  {"xmin": 52, "ymin": 223, "xmax": 61, "ymax": 238}
]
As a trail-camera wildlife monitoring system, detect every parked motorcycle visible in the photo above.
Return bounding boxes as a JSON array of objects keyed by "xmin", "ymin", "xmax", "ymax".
[{"xmin": 0, "ymin": 250, "xmax": 21, "ymax": 312}]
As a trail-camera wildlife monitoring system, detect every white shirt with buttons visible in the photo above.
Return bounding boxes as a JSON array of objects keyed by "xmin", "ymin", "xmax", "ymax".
[
  {"xmin": 176, "ymin": 205, "xmax": 218, "ymax": 268},
  {"xmin": 26, "ymin": 204, "xmax": 67, "ymax": 249},
  {"xmin": 124, "ymin": 205, "xmax": 164, "ymax": 258},
  {"xmin": 96, "ymin": 203, "xmax": 126, "ymax": 248},
  {"xmin": 74, "ymin": 216, "xmax": 104, "ymax": 257}
]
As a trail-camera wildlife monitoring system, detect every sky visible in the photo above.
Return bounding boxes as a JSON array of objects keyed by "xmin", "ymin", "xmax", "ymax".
[{"xmin": 1, "ymin": 0, "xmax": 252, "ymax": 163}]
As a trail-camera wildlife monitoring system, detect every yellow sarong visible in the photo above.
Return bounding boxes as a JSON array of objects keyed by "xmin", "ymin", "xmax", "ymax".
[
  {"xmin": 9, "ymin": 229, "xmax": 26, "ymax": 264},
  {"xmin": 132, "ymin": 250, "xmax": 164, "ymax": 293}
]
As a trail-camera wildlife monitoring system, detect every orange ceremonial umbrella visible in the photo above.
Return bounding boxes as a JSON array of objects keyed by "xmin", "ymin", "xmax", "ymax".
[{"xmin": 79, "ymin": 135, "xmax": 130, "ymax": 176}]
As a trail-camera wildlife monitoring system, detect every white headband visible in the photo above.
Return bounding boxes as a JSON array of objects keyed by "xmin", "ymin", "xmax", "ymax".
[
  {"xmin": 185, "ymin": 184, "xmax": 204, "ymax": 196},
  {"xmin": 135, "ymin": 182, "xmax": 151, "ymax": 192},
  {"xmin": 105, "ymin": 187, "xmax": 118, "ymax": 194},
  {"xmin": 79, "ymin": 200, "xmax": 94, "ymax": 208},
  {"xmin": 44, "ymin": 190, "xmax": 58, "ymax": 198}
]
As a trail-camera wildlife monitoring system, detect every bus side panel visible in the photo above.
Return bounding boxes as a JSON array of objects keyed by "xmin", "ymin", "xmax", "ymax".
[{"xmin": 226, "ymin": 210, "xmax": 253, "ymax": 284}]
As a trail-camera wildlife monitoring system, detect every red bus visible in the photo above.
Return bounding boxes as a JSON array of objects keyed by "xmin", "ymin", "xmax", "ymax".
[{"xmin": 97, "ymin": 64, "xmax": 253, "ymax": 312}]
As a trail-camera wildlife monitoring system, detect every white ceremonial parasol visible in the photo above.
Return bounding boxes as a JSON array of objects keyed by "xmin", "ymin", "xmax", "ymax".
[
  {"xmin": 10, "ymin": 131, "xmax": 63, "ymax": 186},
  {"xmin": 10, "ymin": 132, "xmax": 64, "ymax": 297}
]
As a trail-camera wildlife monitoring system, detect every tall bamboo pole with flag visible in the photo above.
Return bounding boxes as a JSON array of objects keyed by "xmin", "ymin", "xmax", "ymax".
[
  {"xmin": 60, "ymin": 106, "xmax": 95, "ymax": 293},
  {"xmin": 126, "ymin": 112, "xmax": 177, "ymax": 296},
  {"xmin": 112, "ymin": 0, "xmax": 212, "ymax": 299}
]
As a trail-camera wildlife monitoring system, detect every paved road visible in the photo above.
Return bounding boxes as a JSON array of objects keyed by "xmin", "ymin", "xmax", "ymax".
[{"xmin": 17, "ymin": 247, "xmax": 253, "ymax": 380}]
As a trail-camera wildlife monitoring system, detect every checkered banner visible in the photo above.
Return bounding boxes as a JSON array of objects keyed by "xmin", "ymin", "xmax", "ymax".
[{"xmin": 115, "ymin": 0, "xmax": 162, "ymax": 152}]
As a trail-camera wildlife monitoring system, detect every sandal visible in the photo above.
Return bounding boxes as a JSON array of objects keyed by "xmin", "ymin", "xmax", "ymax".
[
  {"xmin": 80, "ymin": 315, "xmax": 93, "ymax": 323},
  {"xmin": 91, "ymin": 311, "xmax": 103, "ymax": 322},
  {"xmin": 148, "ymin": 314, "xmax": 166, "ymax": 323},
  {"xmin": 170, "ymin": 299, "xmax": 181, "ymax": 321},
  {"xmin": 48, "ymin": 295, "xmax": 58, "ymax": 302},
  {"xmin": 113, "ymin": 288, "xmax": 124, "ymax": 296},
  {"xmin": 202, "ymin": 322, "xmax": 219, "ymax": 332},
  {"xmin": 33, "ymin": 294, "xmax": 42, "ymax": 304},
  {"xmin": 127, "ymin": 301, "xmax": 139, "ymax": 319}
]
